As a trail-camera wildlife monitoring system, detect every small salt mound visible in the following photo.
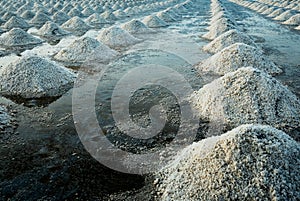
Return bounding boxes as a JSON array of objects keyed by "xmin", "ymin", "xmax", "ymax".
[
  {"xmin": 36, "ymin": 21, "xmax": 70, "ymax": 39},
  {"xmin": 0, "ymin": 28, "xmax": 43, "ymax": 49},
  {"xmin": 198, "ymin": 43, "xmax": 281, "ymax": 75},
  {"xmin": 68, "ymin": 8, "xmax": 84, "ymax": 18},
  {"xmin": 97, "ymin": 26, "xmax": 141, "ymax": 48},
  {"xmin": 142, "ymin": 15, "xmax": 168, "ymax": 28},
  {"xmin": 100, "ymin": 11, "xmax": 118, "ymax": 22},
  {"xmin": 267, "ymin": 8, "xmax": 284, "ymax": 18},
  {"xmin": 274, "ymin": 10, "xmax": 294, "ymax": 21},
  {"xmin": 155, "ymin": 124, "xmax": 300, "ymax": 200},
  {"xmin": 82, "ymin": 7, "xmax": 95, "ymax": 17},
  {"xmin": 190, "ymin": 67, "xmax": 299, "ymax": 129},
  {"xmin": 53, "ymin": 37, "xmax": 118, "ymax": 65},
  {"xmin": 295, "ymin": 25, "xmax": 300, "ymax": 30},
  {"xmin": 261, "ymin": 7, "xmax": 277, "ymax": 15},
  {"xmin": 61, "ymin": 16, "xmax": 91, "ymax": 35},
  {"xmin": 121, "ymin": 19, "xmax": 154, "ymax": 34},
  {"xmin": 202, "ymin": 18, "xmax": 237, "ymax": 40},
  {"xmin": 113, "ymin": 10, "xmax": 127, "ymax": 19},
  {"xmin": 203, "ymin": 29, "xmax": 257, "ymax": 54},
  {"xmin": 0, "ymin": 56, "xmax": 75, "ymax": 99},
  {"xmin": 156, "ymin": 11, "xmax": 176, "ymax": 22},
  {"xmin": 53, "ymin": 11, "xmax": 70, "ymax": 25},
  {"xmin": 85, "ymin": 13, "xmax": 109, "ymax": 27},
  {"xmin": 21, "ymin": 10, "xmax": 35, "ymax": 20},
  {"xmin": 2, "ymin": 12, "xmax": 16, "ymax": 21},
  {"xmin": 283, "ymin": 14, "xmax": 300, "ymax": 25},
  {"xmin": 30, "ymin": 11, "xmax": 52, "ymax": 28},
  {"xmin": 2, "ymin": 16, "xmax": 31, "ymax": 30}
]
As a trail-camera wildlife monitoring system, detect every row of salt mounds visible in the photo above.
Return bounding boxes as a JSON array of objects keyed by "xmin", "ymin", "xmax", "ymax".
[
  {"xmin": 283, "ymin": 13, "xmax": 300, "ymax": 25},
  {"xmin": 0, "ymin": 28, "xmax": 43, "ymax": 50},
  {"xmin": 36, "ymin": 21, "xmax": 70, "ymax": 40},
  {"xmin": 2, "ymin": 16, "xmax": 31, "ymax": 31},
  {"xmin": 203, "ymin": 29, "xmax": 257, "ymax": 54},
  {"xmin": 54, "ymin": 37, "xmax": 118, "ymax": 66},
  {"xmin": 97, "ymin": 26, "xmax": 141, "ymax": 49},
  {"xmin": 61, "ymin": 16, "xmax": 92, "ymax": 35},
  {"xmin": 0, "ymin": 56, "xmax": 76, "ymax": 99},
  {"xmin": 197, "ymin": 43, "xmax": 282, "ymax": 75},
  {"xmin": 190, "ymin": 67, "xmax": 300, "ymax": 131},
  {"xmin": 121, "ymin": 19, "xmax": 155, "ymax": 34},
  {"xmin": 155, "ymin": 124, "xmax": 300, "ymax": 200},
  {"xmin": 142, "ymin": 15, "xmax": 168, "ymax": 28}
]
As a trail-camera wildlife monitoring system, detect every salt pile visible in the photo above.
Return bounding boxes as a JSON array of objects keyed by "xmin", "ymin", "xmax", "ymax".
[
  {"xmin": 0, "ymin": 56, "xmax": 75, "ymax": 99},
  {"xmin": 295, "ymin": 25, "xmax": 300, "ymax": 30},
  {"xmin": 283, "ymin": 14, "xmax": 300, "ymax": 25},
  {"xmin": 203, "ymin": 29, "xmax": 257, "ymax": 53},
  {"xmin": 97, "ymin": 26, "xmax": 141, "ymax": 48},
  {"xmin": 36, "ymin": 21, "xmax": 70, "ymax": 39},
  {"xmin": 20, "ymin": 10, "xmax": 35, "ymax": 20},
  {"xmin": 142, "ymin": 15, "xmax": 168, "ymax": 28},
  {"xmin": 54, "ymin": 37, "xmax": 118, "ymax": 65},
  {"xmin": 61, "ymin": 16, "xmax": 91, "ymax": 35},
  {"xmin": 267, "ymin": 8, "xmax": 284, "ymax": 18},
  {"xmin": 273, "ymin": 10, "xmax": 294, "ymax": 21},
  {"xmin": 121, "ymin": 19, "xmax": 154, "ymax": 34},
  {"xmin": 190, "ymin": 67, "xmax": 300, "ymax": 129},
  {"xmin": 82, "ymin": 7, "xmax": 95, "ymax": 17},
  {"xmin": 0, "ymin": 28, "xmax": 43, "ymax": 49},
  {"xmin": 2, "ymin": 12, "xmax": 16, "ymax": 21},
  {"xmin": 100, "ymin": 11, "xmax": 118, "ymax": 22},
  {"xmin": 53, "ymin": 11, "xmax": 70, "ymax": 25},
  {"xmin": 68, "ymin": 8, "xmax": 83, "ymax": 18},
  {"xmin": 156, "ymin": 11, "xmax": 176, "ymax": 22},
  {"xmin": 203, "ymin": 18, "xmax": 237, "ymax": 40},
  {"xmin": 30, "ymin": 11, "xmax": 52, "ymax": 28},
  {"xmin": 2, "ymin": 16, "xmax": 31, "ymax": 30},
  {"xmin": 155, "ymin": 124, "xmax": 300, "ymax": 200},
  {"xmin": 198, "ymin": 43, "xmax": 282, "ymax": 75},
  {"xmin": 85, "ymin": 13, "xmax": 109, "ymax": 27}
]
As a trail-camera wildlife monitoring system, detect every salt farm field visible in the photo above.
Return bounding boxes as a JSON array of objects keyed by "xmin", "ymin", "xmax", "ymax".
[{"xmin": 0, "ymin": 0, "xmax": 299, "ymax": 200}]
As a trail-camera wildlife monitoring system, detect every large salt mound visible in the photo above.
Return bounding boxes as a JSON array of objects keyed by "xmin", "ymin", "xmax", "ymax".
[
  {"xmin": 29, "ymin": 11, "xmax": 52, "ymax": 28},
  {"xmin": 53, "ymin": 37, "xmax": 118, "ymax": 65},
  {"xmin": 197, "ymin": 43, "xmax": 281, "ymax": 75},
  {"xmin": 0, "ymin": 56, "xmax": 75, "ymax": 99},
  {"xmin": 0, "ymin": 28, "xmax": 43, "ymax": 49},
  {"xmin": 36, "ymin": 21, "xmax": 70, "ymax": 39},
  {"xmin": 283, "ymin": 14, "xmax": 300, "ymax": 25},
  {"xmin": 61, "ymin": 16, "xmax": 91, "ymax": 35},
  {"xmin": 97, "ymin": 26, "xmax": 141, "ymax": 48},
  {"xmin": 121, "ymin": 19, "xmax": 154, "ymax": 34},
  {"xmin": 202, "ymin": 18, "xmax": 237, "ymax": 40},
  {"xmin": 2, "ymin": 16, "xmax": 31, "ymax": 30},
  {"xmin": 203, "ymin": 29, "xmax": 257, "ymax": 54},
  {"xmin": 142, "ymin": 15, "xmax": 168, "ymax": 28},
  {"xmin": 155, "ymin": 124, "xmax": 300, "ymax": 200},
  {"xmin": 190, "ymin": 67, "xmax": 300, "ymax": 130}
]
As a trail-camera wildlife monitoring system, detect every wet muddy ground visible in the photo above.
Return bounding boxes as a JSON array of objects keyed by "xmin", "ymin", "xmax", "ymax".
[{"xmin": 0, "ymin": 0, "xmax": 299, "ymax": 200}]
